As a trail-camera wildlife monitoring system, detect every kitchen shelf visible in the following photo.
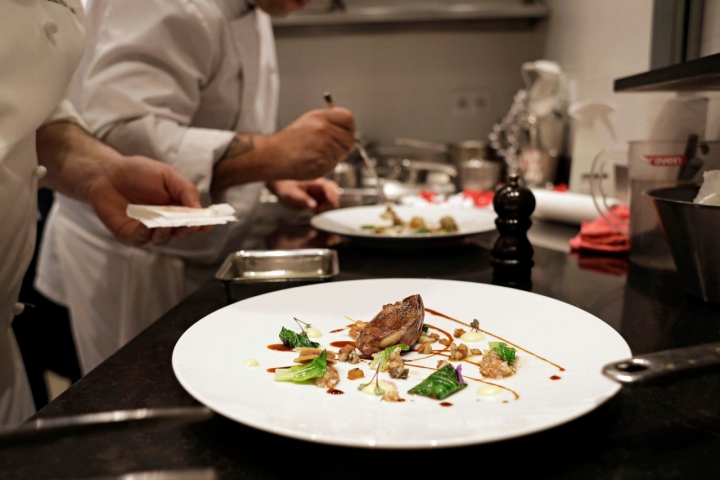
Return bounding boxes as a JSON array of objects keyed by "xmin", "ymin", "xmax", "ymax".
[
  {"xmin": 614, "ymin": 52, "xmax": 720, "ymax": 92},
  {"xmin": 272, "ymin": 3, "xmax": 550, "ymax": 34}
]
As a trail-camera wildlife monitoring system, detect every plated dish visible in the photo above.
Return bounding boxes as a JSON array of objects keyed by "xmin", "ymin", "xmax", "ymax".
[
  {"xmin": 172, "ymin": 278, "xmax": 631, "ymax": 449},
  {"xmin": 309, "ymin": 205, "xmax": 496, "ymax": 246}
]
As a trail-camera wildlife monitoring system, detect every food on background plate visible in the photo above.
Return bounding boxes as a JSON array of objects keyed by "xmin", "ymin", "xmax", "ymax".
[
  {"xmin": 360, "ymin": 205, "xmax": 459, "ymax": 236},
  {"xmin": 355, "ymin": 294, "xmax": 425, "ymax": 355}
]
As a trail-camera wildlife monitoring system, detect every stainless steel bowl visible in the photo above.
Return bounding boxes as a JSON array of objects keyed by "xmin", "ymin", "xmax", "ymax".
[{"xmin": 646, "ymin": 185, "xmax": 720, "ymax": 303}]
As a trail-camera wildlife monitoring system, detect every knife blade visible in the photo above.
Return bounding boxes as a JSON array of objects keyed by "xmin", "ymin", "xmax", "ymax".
[{"xmin": 0, "ymin": 406, "xmax": 214, "ymax": 445}]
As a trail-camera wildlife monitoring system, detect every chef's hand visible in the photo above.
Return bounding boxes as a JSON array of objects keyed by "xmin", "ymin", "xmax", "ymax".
[
  {"xmin": 37, "ymin": 122, "xmax": 211, "ymax": 247},
  {"xmin": 267, "ymin": 178, "xmax": 340, "ymax": 213},
  {"xmin": 268, "ymin": 108, "xmax": 356, "ymax": 180},
  {"xmin": 87, "ymin": 156, "xmax": 211, "ymax": 246}
]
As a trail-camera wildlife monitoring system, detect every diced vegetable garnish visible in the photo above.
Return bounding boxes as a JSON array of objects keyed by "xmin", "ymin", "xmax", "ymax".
[
  {"xmin": 369, "ymin": 344, "xmax": 409, "ymax": 372},
  {"xmin": 407, "ymin": 364, "xmax": 468, "ymax": 400},
  {"xmin": 279, "ymin": 327, "xmax": 319, "ymax": 349},
  {"xmin": 490, "ymin": 341, "xmax": 516, "ymax": 364},
  {"xmin": 361, "ymin": 224, "xmax": 375, "ymax": 229},
  {"xmin": 422, "ymin": 324, "xmax": 429, "ymax": 333},
  {"xmin": 274, "ymin": 350, "xmax": 327, "ymax": 383}
]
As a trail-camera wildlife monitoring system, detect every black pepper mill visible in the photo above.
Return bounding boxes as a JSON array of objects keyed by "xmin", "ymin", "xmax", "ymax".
[{"xmin": 491, "ymin": 173, "xmax": 536, "ymax": 290}]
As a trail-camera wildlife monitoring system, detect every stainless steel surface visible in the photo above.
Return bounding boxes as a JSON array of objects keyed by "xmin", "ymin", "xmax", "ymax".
[
  {"xmin": 459, "ymin": 158, "xmax": 503, "ymax": 191},
  {"xmin": 215, "ymin": 249, "xmax": 339, "ymax": 283},
  {"xmin": 647, "ymin": 184, "xmax": 720, "ymax": 303},
  {"xmin": 602, "ymin": 343, "xmax": 720, "ymax": 384},
  {"xmin": 85, "ymin": 469, "xmax": 218, "ymax": 480},
  {"xmin": 0, "ymin": 407, "xmax": 213, "ymax": 444},
  {"xmin": 338, "ymin": 187, "xmax": 381, "ymax": 207}
]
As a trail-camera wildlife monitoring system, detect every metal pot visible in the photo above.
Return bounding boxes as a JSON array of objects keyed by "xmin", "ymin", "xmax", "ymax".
[{"xmin": 394, "ymin": 137, "xmax": 502, "ymax": 191}]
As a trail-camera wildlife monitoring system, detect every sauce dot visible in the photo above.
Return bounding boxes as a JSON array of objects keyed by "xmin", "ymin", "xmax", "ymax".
[
  {"xmin": 460, "ymin": 331, "xmax": 485, "ymax": 343},
  {"xmin": 244, "ymin": 359, "xmax": 259, "ymax": 367},
  {"xmin": 477, "ymin": 385, "xmax": 502, "ymax": 397},
  {"xmin": 360, "ymin": 380, "xmax": 396, "ymax": 396},
  {"xmin": 305, "ymin": 327, "xmax": 322, "ymax": 338}
]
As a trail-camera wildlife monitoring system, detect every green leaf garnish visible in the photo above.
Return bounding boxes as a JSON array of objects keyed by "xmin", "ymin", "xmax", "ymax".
[
  {"xmin": 415, "ymin": 228, "xmax": 430, "ymax": 234},
  {"xmin": 422, "ymin": 324, "xmax": 429, "ymax": 333},
  {"xmin": 369, "ymin": 344, "xmax": 409, "ymax": 372},
  {"xmin": 361, "ymin": 224, "xmax": 375, "ymax": 229},
  {"xmin": 407, "ymin": 364, "xmax": 467, "ymax": 400},
  {"xmin": 279, "ymin": 326, "xmax": 319, "ymax": 349},
  {"xmin": 274, "ymin": 350, "xmax": 327, "ymax": 383},
  {"xmin": 491, "ymin": 342, "xmax": 516, "ymax": 364}
]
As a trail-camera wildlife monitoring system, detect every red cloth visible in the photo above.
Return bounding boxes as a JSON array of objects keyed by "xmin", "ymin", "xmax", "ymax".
[
  {"xmin": 462, "ymin": 189, "xmax": 495, "ymax": 207},
  {"xmin": 569, "ymin": 205, "xmax": 630, "ymax": 253}
]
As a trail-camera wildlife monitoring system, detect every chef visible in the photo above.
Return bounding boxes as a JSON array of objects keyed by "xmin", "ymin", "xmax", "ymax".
[
  {"xmin": 36, "ymin": 0, "xmax": 357, "ymax": 374},
  {"xmin": 1, "ymin": 0, "xmax": 207, "ymax": 428}
]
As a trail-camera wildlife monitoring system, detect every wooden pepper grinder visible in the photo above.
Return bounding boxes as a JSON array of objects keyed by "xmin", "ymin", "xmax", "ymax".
[{"xmin": 491, "ymin": 173, "xmax": 536, "ymax": 290}]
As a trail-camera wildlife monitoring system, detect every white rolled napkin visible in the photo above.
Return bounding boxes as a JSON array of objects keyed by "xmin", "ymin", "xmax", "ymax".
[
  {"xmin": 693, "ymin": 170, "xmax": 720, "ymax": 206},
  {"xmin": 529, "ymin": 188, "xmax": 621, "ymax": 225},
  {"xmin": 126, "ymin": 203, "xmax": 237, "ymax": 228}
]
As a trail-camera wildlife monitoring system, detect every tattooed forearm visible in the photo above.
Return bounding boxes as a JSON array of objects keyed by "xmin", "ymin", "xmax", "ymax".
[{"xmin": 221, "ymin": 135, "xmax": 254, "ymax": 161}]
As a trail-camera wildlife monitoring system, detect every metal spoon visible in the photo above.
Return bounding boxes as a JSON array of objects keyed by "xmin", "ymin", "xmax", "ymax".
[{"xmin": 323, "ymin": 92, "xmax": 386, "ymax": 203}]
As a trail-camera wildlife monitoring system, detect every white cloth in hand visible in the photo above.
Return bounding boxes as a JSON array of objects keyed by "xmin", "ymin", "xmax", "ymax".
[{"xmin": 127, "ymin": 204, "xmax": 237, "ymax": 228}]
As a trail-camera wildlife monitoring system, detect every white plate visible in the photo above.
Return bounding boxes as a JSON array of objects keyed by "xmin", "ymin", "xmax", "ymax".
[
  {"xmin": 172, "ymin": 278, "xmax": 631, "ymax": 449},
  {"xmin": 310, "ymin": 205, "xmax": 496, "ymax": 245}
]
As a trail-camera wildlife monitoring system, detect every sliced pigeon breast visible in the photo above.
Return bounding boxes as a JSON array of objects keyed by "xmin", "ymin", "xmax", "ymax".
[{"xmin": 356, "ymin": 294, "xmax": 425, "ymax": 356}]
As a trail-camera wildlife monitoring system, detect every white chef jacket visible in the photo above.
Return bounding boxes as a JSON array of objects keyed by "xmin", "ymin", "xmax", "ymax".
[
  {"xmin": 36, "ymin": 0, "xmax": 280, "ymax": 373},
  {"xmin": 0, "ymin": 0, "xmax": 85, "ymax": 428}
]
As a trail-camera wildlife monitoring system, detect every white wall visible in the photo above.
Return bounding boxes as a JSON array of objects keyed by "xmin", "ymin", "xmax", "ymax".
[
  {"xmin": 541, "ymin": 0, "xmax": 720, "ymax": 193},
  {"xmin": 274, "ymin": 28, "xmax": 545, "ymax": 145}
]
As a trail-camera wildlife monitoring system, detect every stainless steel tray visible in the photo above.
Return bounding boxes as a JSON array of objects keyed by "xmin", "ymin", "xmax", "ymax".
[{"xmin": 215, "ymin": 249, "xmax": 339, "ymax": 283}]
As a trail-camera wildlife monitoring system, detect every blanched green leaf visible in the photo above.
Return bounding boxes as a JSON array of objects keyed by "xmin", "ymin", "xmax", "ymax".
[
  {"xmin": 279, "ymin": 326, "xmax": 319, "ymax": 349},
  {"xmin": 274, "ymin": 350, "xmax": 327, "ymax": 383},
  {"xmin": 407, "ymin": 364, "xmax": 467, "ymax": 400}
]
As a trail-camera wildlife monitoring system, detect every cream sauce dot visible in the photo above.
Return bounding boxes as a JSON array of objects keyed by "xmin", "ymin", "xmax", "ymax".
[
  {"xmin": 460, "ymin": 331, "xmax": 485, "ymax": 342},
  {"xmin": 361, "ymin": 380, "xmax": 397, "ymax": 395},
  {"xmin": 244, "ymin": 359, "xmax": 259, "ymax": 367},
  {"xmin": 305, "ymin": 327, "xmax": 322, "ymax": 338},
  {"xmin": 477, "ymin": 385, "xmax": 502, "ymax": 397}
]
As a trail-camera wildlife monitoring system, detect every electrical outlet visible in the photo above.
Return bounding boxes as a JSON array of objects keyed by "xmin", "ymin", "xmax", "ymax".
[{"xmin": 451, "ymin": 90, "xmax": 490, "ymax": 117}]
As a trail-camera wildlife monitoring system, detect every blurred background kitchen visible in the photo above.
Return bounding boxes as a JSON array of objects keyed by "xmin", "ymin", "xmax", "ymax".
[
  {"xmin": 250, "ymin": 0, "xmax": 720, "ymax": 228},
  {"xmin": 18, "ymin": 0, "xmax": 720, "ymax": 406}
]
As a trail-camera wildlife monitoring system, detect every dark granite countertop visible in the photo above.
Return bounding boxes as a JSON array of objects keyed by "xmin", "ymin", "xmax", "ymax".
[{"xmin": 1, "ymin": 224, "xmax": 719, "ymax": 480}]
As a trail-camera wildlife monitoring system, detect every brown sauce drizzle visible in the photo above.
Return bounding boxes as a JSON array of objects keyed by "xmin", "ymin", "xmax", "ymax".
[
  {"xmin": 330, "ymin": 341, "xmax": 355, "ymax": 349},
  {"xmin": 267, "ymin": 344, "xmax": 292, "ymax": 352},
  {"xmin": 550, "ymin": 375, "xmax": 562, "ymax": 381},
  {"xmin": 440, "ymin": 402, "xmax": 453, "ymax": 407},
  {"xmin": 330, "ymin": 325, "xmax": 353, "ymax": 334},
  {"xmin": 425, "ymin": 307, "xmax": 565, "ymax": 372},
  {"xmin": 327, "ymin": 389, "xmax": 344, "ymax": 395}
]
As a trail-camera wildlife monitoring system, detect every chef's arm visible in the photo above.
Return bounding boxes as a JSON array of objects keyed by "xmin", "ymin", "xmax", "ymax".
[
  {"xmin": 211, "ymin": 107, "xmax": 356, "ymax": 193},
  {"xmin": 36, "ymin": 121, "xmax": 206, "ymax": 246}
]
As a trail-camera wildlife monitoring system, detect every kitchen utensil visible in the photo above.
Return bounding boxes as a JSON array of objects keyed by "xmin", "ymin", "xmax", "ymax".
[
  {"xmin": 172, "ymin": 278, "xmax": 631, "ymax": 449},
  {"xmin": 83, "ymin": 469, "xmax": 218, "ymax": 480},
  {"xmin": 646, "ymin": 184, "xmax": 720, "ymax": 303},
  {"xmin": 459, "ymin": 158, "xmax": 503, "ymax": 192},
  {"xmin": 0, "ymin": 406, "xmax": 213, "ymax": 445},
  {"xmin": 602, "ymin": 343, "xmax": 720, "ymax": 385},
  {"xmin": 310, "ymin": 204, "xmax": 496, "ymax": 248},
  {"xmin": 590, "ymin": 139, "xmax": 720, "ymax": 270},
  {"xmin": 324, "ymin": 92, "xmax": 383, "ymax": 202},
  {"xmin": 215, "ymin": 249, "xmax": 339, "ymax": 283}
]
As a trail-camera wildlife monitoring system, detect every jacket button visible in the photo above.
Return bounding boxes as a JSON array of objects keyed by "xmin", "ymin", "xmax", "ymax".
[
  {"xmin": 44, "ymin": 21, "xmax": 59, "ymax": 40},
  {"xmin": 34, "ymin": 165, "xmax": 48, "ymax": 179}
]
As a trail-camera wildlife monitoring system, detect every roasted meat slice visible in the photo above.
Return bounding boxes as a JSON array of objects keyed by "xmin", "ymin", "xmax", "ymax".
[{"xmin": 356, "ymin": 294, "xmax": 425, "ymax": 355}]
